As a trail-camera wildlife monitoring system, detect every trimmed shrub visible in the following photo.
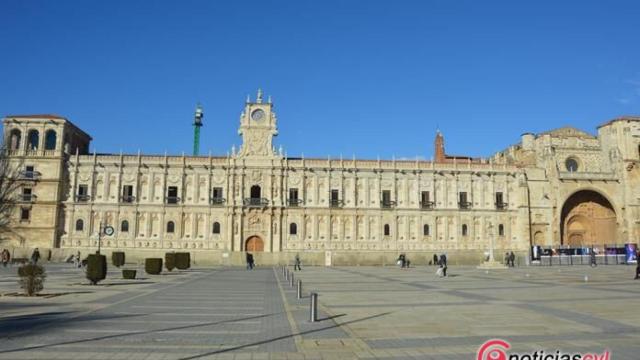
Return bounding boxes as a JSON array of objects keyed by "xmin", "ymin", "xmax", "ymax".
[
  {"xmin": 122, "ymin": 269, "xmax": 137, "ymax": 279},
  {"xmin": 18, "ymin": 264, "xmax": 46, "ymax": 296},
  {"xmin": 165, "ymin": 252, "xmax": 176, "ymax": 272},
  {"xmin": 175, "ymin": 252, "xmax": 191, "ymax": 270},
  {"xmin": 145, "ymin": 258, "xmax": 162, "ymax": 275},
  {"xmin": 111, "ymin": 251, "xmax": 125, "ymax": 267},
  {"xmin": 86, "ymin": 254, "xmax": 107, "ymax": 285}
]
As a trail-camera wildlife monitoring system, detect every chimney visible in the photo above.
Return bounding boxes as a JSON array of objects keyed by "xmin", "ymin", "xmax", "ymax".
[{"xmin": 434, "ymin": 130, "xmax": 445, "ymax": 163}]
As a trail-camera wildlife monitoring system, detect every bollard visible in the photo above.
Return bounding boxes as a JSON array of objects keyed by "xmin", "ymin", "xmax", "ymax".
[
  {"xmin": 309, "ymin": 292, "xmax": 318, "ymax": 322},
  {"xmin": 285, "ymin": 268, "xmax": 289, "ymax": 281},
  {"xmin": 297, "ymin": 280, "xmax": 302, "ymax": 299},
  {"xmin": 290, "ymin": 273, "xmax": 295, "ymax": 287},
  {"xmin": 282, "ymin": 266, "xmax": 285, "ymax": 276}
]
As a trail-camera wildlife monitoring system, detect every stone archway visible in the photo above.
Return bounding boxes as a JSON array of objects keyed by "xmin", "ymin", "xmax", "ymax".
[
  {"xmin": 560, "ymin": 190, "xmax": 616, "ymax": 247},
  {"xmin": 245, "ymin": 235, "xmax": 264, "ymax": 252}
]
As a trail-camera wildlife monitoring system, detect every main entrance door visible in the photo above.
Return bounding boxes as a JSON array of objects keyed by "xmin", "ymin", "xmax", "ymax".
[
  {"xmin": 245, "ymin": 236, "xmax": 264, "ymax": 252},
  {"xmin": 561, "ymin": 190, "xmax": 616, "ymax": 247}
]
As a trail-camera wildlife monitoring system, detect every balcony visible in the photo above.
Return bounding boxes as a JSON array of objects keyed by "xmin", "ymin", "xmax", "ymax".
[
  {"xmin": 287, "ymin": 198, "xmax": 303, "ymax": 207},
  {"xmin": 495, "ymin": 202, "xmax": 508, "ymax": 211},
  {"xmin": 329, "ymin": 199, "xmax": 344, "ymax": 208},
  {"xmin": 458, "ymin": 201, "xmax": 472, "ymax": 210},
  {"xmin": 420, "ymin": 201, "xmax": 435, "ymax": 210},
  {"xmin": 210, "ymin": 197, "xmax": 226, "ymax": 206},
  {"xmin": 165, "ymin": 196, "xmax": 181, "ymax": 205},
  {"xmin": 244, "ymin": 197, "xmax": 269, "ymax": 207},
  {"xmin": 19, "ymin": 170, "xmax": 40, "ymax": 180},
  {"xmin": 121, "ymin": 195, "xmax": 136, "ymax": 204},
  {"xmin": 75, "ymin": 194, "xmax": 91, "ymax": 202},
  {"xmin": 380, "ymin": 200, "xmax": 396, "ymax": 209},
  {"xmin": 18, "ymin": 194, "xmax": 37, "ymax": 203}
]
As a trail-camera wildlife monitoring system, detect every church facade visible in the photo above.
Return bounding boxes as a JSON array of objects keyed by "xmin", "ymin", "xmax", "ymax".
[{"xmin": 3, "ymin": 91, "xmax": 640, "ymax": 265}]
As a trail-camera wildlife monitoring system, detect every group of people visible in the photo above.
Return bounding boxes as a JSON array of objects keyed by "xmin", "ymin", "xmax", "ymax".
[
  {"xmin": 397, "ymin": 253, "xmax": 411, "ymax": 268},
  {"xmin": 503, "ymin": 251, "xmax": 516, "ymax": 267},
  {"xmin": 1, "ymin": 249, "xmax": 10, "ymax": 267},
  {"xmin": 433, "ymin": 253, "xmax": 448, "ymax": 277}
]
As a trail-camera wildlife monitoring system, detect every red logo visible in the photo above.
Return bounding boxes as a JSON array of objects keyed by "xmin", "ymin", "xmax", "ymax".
[{"xmin": 477, "ymin": 339, "xmax": 511, "ymax": 360}]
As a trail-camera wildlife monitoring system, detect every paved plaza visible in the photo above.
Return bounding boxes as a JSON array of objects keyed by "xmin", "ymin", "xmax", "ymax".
[{"xmin": 1, "ymin": 263, "xmax": 639, "ymax": 359}]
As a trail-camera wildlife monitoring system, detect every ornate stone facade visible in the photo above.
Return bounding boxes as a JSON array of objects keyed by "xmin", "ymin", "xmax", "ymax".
[{"xmin": 3, "ymin": 93, "xmax": 639, "ymax": 264}]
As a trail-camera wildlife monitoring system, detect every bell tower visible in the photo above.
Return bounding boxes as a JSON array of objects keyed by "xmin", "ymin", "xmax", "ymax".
[{"xmin": 237, "ymin": 89, "xmax": 279, "ymax": 157}]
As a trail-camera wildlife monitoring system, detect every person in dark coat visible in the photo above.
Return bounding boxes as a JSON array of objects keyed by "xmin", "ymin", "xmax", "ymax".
[
  {"xmin": 294, "ymin": 253, "xmax": 302, "ymax": 271},
  {"xmin": 590, "ymin": 248, "xmax": 597, "ymax": 267},
  {"xmin": 635, "ymin": 249, "xmax": 640, "ymax": 280},
  {"xmin": 246, "ymin": 252, "xmax": 253, "ymax": 270},
  {"xmin": 1, "ymin": 249, "xmax": 10, "ymax": 267},
  {"xmin": 31, "ymin": 248, "xmax": 41, "ymax": 264},
  {"xmin": 509, "ymin": 251, "xmax": 516, "ymax": 267},
  {"xmin": 433, "ymin": 254, "xmax": 438, "ymax": 266},
  {"xmin": 438, "ymin": 254, "xmax": 448, "ymax": 277}
]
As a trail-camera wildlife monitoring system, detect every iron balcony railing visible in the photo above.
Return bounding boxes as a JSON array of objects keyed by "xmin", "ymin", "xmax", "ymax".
[
  {"xmin": 121, "ymin": 195, "xmax": 136, "ymax": 203},
  {"xmin": 496, "ymin": 202, "xmax": 508, "ymax": 211},
  {"xmin": 329, "ymin": 199, "xmax": 344, "ymax": 208},
  {"xmin": 380, "ymin": 200, "xmax": 396, "ymax": 209},
  {"xmin": 244, "ymin": 197, "xmax": 269, "ymax": 207},
  {"xmin": 165, "ymin": 196, "xmax": 181, "ymax": 204},
  {"xmin": 458, "ymin": 201, "xmax": 472, "ymax": 210},
  {"xmin": 19, "ymin": 170, "xmax": 40, "ymax": 180},
  {"xmin": 420, "ymin": 201, "xmax": 435, "ymax": 210},
  {"xmin": 287, "ymin": 198, "xmax": 303, "ymax": 207},
  {"xmin": 210, "ymin": 197, "xmax": 226, "ymax": 206},
  {"xmin": 18, "ymin": 194, "xmax": 37, "ymax": 202},
  {"xmin": 75, "ymin": 194, "xmax": 91, "ymax": 202}
]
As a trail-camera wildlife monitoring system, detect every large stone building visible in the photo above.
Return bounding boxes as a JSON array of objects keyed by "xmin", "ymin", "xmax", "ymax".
[{"xmin": 2, "ymin": 91, "xmax": 639, "ymax": 265}]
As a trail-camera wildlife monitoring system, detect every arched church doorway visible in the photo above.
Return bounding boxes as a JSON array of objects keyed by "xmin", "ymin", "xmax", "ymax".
[
  {"xmin": 560, "ymin": 190, "xmax": 616, "ymax": 247},
  {"xmin": 245, "ymin": 235, "xmax": 264, "ymax": 252}
]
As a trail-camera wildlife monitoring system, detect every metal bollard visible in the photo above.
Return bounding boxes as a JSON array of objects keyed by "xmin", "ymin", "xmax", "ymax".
[
  {"xmin": 297, "ymin": 280, "xmax": 302, "ymax": 299},
  {"xmin": 282, "ymin": 266, "xmax": 285, "ymax": 276},
  {"xmin": 290, "ymin": 273, "xmax": 295, "ymax": 287},
  {"xmin": 309, "ymin": 292, "xmax": 318, "ymax": 322},
  {"xmin": 285, "ymin": 268, "xmax": 289, "ymax": 280}
]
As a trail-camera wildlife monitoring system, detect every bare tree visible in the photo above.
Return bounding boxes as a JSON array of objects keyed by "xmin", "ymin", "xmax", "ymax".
[{"xmin": 0, "ymin": 142, "xmax": 23, "ymax": 236}]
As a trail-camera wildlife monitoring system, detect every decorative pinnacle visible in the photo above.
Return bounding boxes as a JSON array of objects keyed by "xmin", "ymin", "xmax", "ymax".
[{"xmin": 256, "ymin": 88, "xmax": 263, "ymax": 103}]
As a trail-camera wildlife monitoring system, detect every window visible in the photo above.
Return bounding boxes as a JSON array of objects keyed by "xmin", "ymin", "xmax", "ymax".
[
  {"xmin": 384, "ymin": 224, "xmax": 390, "ymax": 236},
  {"xmin": 44, "ymin": 130, "xmax": 57, "ymax": 150},
  {"xmin": 459, "ymin": 192, "xmax": 470, "ymax": 209},
  {"xmin": 75, "ymin": 219, "xmax": 84, "ymax": 231},
  {"xmin": 288, "ymin": 188, "xmax": 299, "ymax": 206},
  {"xmin": 498, "ymin": 224, "xmax": 504, "ymax": 236},
  {"xmin": 27, "ymin": 130, "xmax": 39, "ymax": 150},
  {"xmin": 22, "ymin": 188, "xmax": 33, "ymax": 202},
  {"xmin": 250, "ymin": 185, "xmax": 261, "ymax": 199},
  {"xmin": 166, "ymin": 221, "xmax": 175, "ymax": 233},
  {"xmin": 212, "ymin": 222, "xmax": 221, "ymax": 234},
  {"xmin": 211, "ymin": 187, "xmax": 224, "ymax": 205},
  {"xmin": 381, "ymin": 190, "xmax": 392, "ymax": 208},
  {"xmin": 289, "ymin": 223, "xmax": 297, "ymax": 235},
  {"xmin": 421, "ymin": 191, "xmax": 432, "ymax": 208},
  {"xmin": 77, "ymin": 184, "xmax": 89, "ymax": 202},
  {"xmin": 423, "ymin": 224, "xmax": 430, "ymax": 236},
  {"xmin": 122, "ymin": 185, "xmax": 134, "ymax": 203},
  {"xmin": 167, "ymin": 186, "xmax": 179, "ymax": 204},
  {"xmin": 9, "ymin": 129, "xmax": 21, "ymax": 150},
  {"xmin": 330, "ymin": 189, "xmax": 341, "ymax": 207},
  {"xmin": 24, "ymin": 165, "xmax": 35, "ymax": 179},
  {"xmin": 496, "ymin": 192, "xmax": 506, "ymax": 209},
  {"xmin": 121, "ymin": 220, "xmax": 129, "ymax": 232},
  {"xmin": 20, "ymin": 208, "xmax": 30, "ymax": 221},
  {"xmin": 462, "ymin": 224, "xmax": 468, "ymax": 236},
  {"xmin": 565, "ymin": 158, "xmax": 579, "ymax": 172}
]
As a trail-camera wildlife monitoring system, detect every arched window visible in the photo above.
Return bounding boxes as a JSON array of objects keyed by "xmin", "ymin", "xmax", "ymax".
[
  {"xmin": 166, "ymin": 221, "xmax": 175, "ymax": 233},
  {"xmin": 423, "ymin": 224, "xmax": 430, "ymax": 236},
  {"xmin": 250, "ymin": 185, "xmax": 261, "ymax": 199},
  {"xmin": 384, "ymin": 224, "xmax": 390, "ymax": 236},
  {"xmin": 27, "ymin": 130, "xmax": 39, "ymax": 150},
  {"xmin": 9, "ymin": 129, "xmax": 21, "ymax": 150},
  {"xmin": 462, "ymin": 224, "xmax": 468, "ymax": 236},
  {"xmin": 75, "ymin": 219, "xmax": 84, "ymax": 231},
  {"xmin": 498, "ymin": 224, "xmax": 504, "ymax": 236},
  {"xmin": 44, "ymin": 130, "xmax": 57, "ymax": 150},
  {"xmin": 212, "ymin": 221, "xmax": 221, "ymax": 234},
  {"xmin": 121, "ymin": 220, "xmax": 129, "ymax": 232},
  {"xmin": 289, "ymin": 223, "xmax": 297, "ymax": 235}
]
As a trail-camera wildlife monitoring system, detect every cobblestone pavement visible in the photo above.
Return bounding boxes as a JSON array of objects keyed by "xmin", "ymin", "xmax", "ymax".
[{"xmin": 1, "ymin": 263, "xmax": 639, "ymax": 359}]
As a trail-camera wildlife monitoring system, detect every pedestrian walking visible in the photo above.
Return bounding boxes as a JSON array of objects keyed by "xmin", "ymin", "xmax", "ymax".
[
  {"xmin": 294, "ymin": 253, "xmax": 302, "ymax": 271},
  {"xmin": 438, "ymin": 253, "xmax": 448, "ymax": 277},
  {"xmin": 246, "ymin": 252, "xmax": 253, "ymax": 270},
  {"xmin": 509, "ymin": 251, "xmax": 516, "ymax": 267},
  {"xmin": 74, "ymin": 251, "xmax": 82, "ymax": 268},
  {"xmin": 31, "ymin": 248, "xmax": 41, "ymax": 264},
  {"xmin": 433, "ymin": 253, "xmax": 438, "ymax": 266},
  {"xmin": 1, "ymin": 249, "xmax": 10, "ymax": 267},
  {"xmin": 590, "ymin": 248, "xmax": 597, "ymax": 267}
]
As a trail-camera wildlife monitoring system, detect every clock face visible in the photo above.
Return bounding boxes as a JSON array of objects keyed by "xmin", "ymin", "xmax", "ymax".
[{"xmin": 251, "ymin": 109, "xmax": 265, "ymax": 121}]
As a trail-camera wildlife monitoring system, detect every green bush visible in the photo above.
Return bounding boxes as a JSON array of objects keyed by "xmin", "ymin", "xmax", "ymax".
[
  {"xmin": 165, "ymin": 252, "xmax": 176, "ymax": 272},
  {"xmin": 86, "ymin": 254, "xmax": 107, "ymax": 285},
  {"xmin": 175, "ymin": 252, "xmax": 191, "ymax": 270},
  {"xmin": 122, "ymin": 269, "xmax": 136, "ymax": 279},
  {"xmin": 145, "ymin": 258, "xmax": 162, "ymax": 275},
  {"xmin": 18, "ymin": 264, "xmax": 46, "ymax": 296},
  {"xmin": 111, "ymin": 251, "xmax": 125, "ymax": 267}
]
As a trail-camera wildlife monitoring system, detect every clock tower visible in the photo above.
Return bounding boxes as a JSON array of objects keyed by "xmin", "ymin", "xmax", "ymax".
[{"xmin": 237, "ymin": 89, "xmax": 279, "ymax": 157}]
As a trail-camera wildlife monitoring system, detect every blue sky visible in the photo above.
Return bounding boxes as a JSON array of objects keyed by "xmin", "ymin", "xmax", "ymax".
[{"xmin": 1, "ymin": 1, "xmax": 639, "ymax": 159}]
